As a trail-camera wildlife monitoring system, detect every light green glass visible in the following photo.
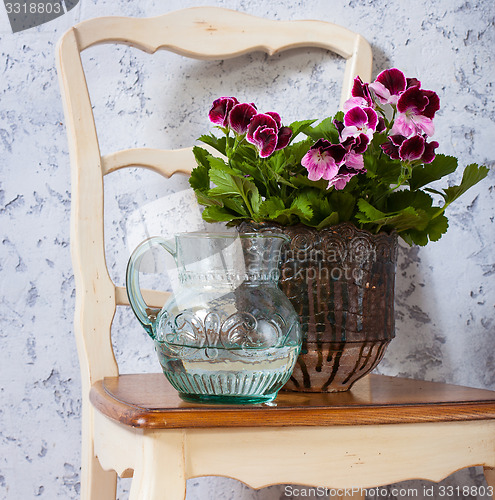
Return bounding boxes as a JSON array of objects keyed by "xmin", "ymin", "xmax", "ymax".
[{"xmin": 126, "ymin": 232, "xmax": 301, "ymax": 404}]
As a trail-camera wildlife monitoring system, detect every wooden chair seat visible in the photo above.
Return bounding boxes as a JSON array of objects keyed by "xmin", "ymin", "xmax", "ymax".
[{"xmin": 91, "ymin": 373, "xmax": 495, "ymax": 428}]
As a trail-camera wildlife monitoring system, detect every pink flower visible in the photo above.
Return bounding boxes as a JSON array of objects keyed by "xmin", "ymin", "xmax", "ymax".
[
  {"xmin": 341, "ymin": 107, "xmax": 378, "ymax": 142},
  {"xmin": 301, "ymin": 139, "xmax": 347, "ymax": 182},
  {"xmin": 228, "ymin": 103, "xmax": 257, "ymax": 135},
  {"xmin": 208, "ymin": 97, "xmax": 239, "ymax": 127},
  {"xmin": 391, "ymin": 86, "xmax": 440, "ymax": 137},
  {"xmin": 369, "ymin": 68, "xmax": 407, "ymax": 105},
  {"xmin": 327, "ymin": 170, "xmax": 358, "ymax": 190}
]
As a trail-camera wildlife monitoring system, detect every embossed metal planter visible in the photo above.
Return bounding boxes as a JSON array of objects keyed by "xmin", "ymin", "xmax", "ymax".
[{"xmin": 239, "ymin": 222, "xmax": 398, "ymax": 392}]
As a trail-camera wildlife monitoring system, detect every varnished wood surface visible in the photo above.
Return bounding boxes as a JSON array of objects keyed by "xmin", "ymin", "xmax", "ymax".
[{"xmin": 90, "ymin": 373, "xmax": 495, "ymax": 429}]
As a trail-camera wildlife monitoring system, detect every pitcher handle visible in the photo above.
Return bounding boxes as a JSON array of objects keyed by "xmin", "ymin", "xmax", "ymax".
[{"xmin": 126, "ymin": 236, "xmax": 176, "ymax": 339}]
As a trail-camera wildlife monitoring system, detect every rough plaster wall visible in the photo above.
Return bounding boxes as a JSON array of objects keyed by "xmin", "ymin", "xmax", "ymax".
[{"xmin": 0, "ymin": 0, "xmax": 493, "ymax": 499}]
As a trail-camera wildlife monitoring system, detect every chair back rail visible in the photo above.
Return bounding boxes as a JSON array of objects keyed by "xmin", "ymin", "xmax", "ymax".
[{"xmin": 56, "ymin": 7, "xmax": 372, "ymax": 390}]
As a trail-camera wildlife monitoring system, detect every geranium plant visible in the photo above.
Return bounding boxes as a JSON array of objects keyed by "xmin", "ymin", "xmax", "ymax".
[{"xmin": 190, "ymin": 69, "xmax": 488, "ymax": 245}]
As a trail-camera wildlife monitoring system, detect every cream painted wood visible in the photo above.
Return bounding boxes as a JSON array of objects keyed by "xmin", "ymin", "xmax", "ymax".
[
  {"xmin": 101, "ymin": 148, "xmax": 195, "ymax": 177},
  {"xmin": 114, "ymin": 286, "xmax": 170, "ymax": 309},
  {"xmin": 72, "ymin": 7, "xmax": 372, "ymax": 109},
  {"xmin": 54, "ymin": 7, "xmax": 495, "ymax": 500},
  {"xmin": 484, "ymin": 467, "xmax": 495, "ymax": 500},
  {"xmin": 93, "ymin": 409, "xmax": 495, "ymax": 493}
]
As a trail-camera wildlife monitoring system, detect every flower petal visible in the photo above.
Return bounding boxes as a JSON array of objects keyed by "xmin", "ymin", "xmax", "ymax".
[
  {"xmin": 275, "ymin": 126, "xmax": 292, "ymax": 150},
  {"xmin": 208, "ymin": 97, "xmax": 239, "ymax": 127},
  {"xmin": 399, "ymin": 135, "xmax": 425, "ymax": 161},
  {"xmin": 327, "ymin": 172, "xmax": 356, "ymax": 190},
  {"xmin": 344, "ymin": 151, "xmax": 365, "ymax": 170},
  {"xmin": 390, "ymin": 115, "xmax": 417, "ymax": 137},
  {"xmin": 253, "ymin": 127, "xmax": 278, "ymax": 157},
  {"xmin": 265, "ymin": 112, "xmax": 282, "ymax": 128},
  {"xmin": 422, "ymin": 90, "xmax": 440, "ymax": 119},
  {"xmin": 351, "ymin": 76, "xmax": 373, "ymax": 107},
  {"xmin": 397, "ymin": 86, "xmax": 429, "ymax": 114},
  {"xmin": 301, "ymin": 142, "xmax": 346, "ymax": 181},
  {"xmin": 375, "ymin": 68, "xmax": 406, "ymax": 97},
  {"xmin": 343, "ymin": 96, "xmax": 369, "ymax": 112},
  {"xmin": 421, "ymin": 140, "xmax": 439, "ymax": 164},
  {"xmin": 364, "ymin": 107, "xmax": 378, "ymax": 131},
  {"xmin": 229, "ymin": 103, "xmax": 257, "ymax": 135},
  {"xmin": 381, "ymin": 135, "xmax": 406, "ymax": 160},
  {"xmin": 246, "ymin": 114, "xmax": 278, "ymax": 143},
  {"xmin": 344, "ymin": 106, "xmax": 368, "ymax": 128}
]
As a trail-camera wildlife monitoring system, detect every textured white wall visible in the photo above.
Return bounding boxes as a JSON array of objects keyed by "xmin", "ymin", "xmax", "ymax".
[{"xmin": 0, "ymin": 0, "xmax": 493, "ymax": 499}]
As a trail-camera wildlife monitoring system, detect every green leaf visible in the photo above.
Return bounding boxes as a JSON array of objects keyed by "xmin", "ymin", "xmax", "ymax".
[
  {"xmin": 223, "ymin": 197, "xmax": 250, "ymax": 217},
  {"xmin": 198, "ymin": 134, "xmax": 228, "ymax": 155},
  {"xmin": 194, "ymin": 189, "xmax": 224, "ymax": 207},
  {"xmin": 192, "ymin": 146, "xmax": 211, "ymax": 170},
  {"xmin": 266, "ymin": 150, "xmax": 287, "ymax": 175},
  {"xmin": 208, "ymin": 166, "xmax": 261, "ymax": 219},
  {"xmin": 304, "ymin": 117, "xmax": 340, "ymax": 143},
  {"xmin": 189, "ymin": 165, "xmax": 209, "ymax": 192},
  {"xmin": 386, "ymin": 190, "xmax": 433, "ymax": 212},
  {"xmin": 409, "ymin": 154, "xmax": 458, "ymax": 190},
  {"xmin": 288, "ymin": 119, "xmax": 318, "ymax": 142},
  {"xmin": 315, "ymin": 212, "xmax": 339, "ymax": 230},
  {"xmin": 442, "ymin": 163, "xmax": 489, "ymax": 206},
  {"xmin": 202, "ymin": 206, "xmax": 246, "ymax": 223},
  {"xmin": 426, "ymin": 214, "xmax": 449, "ymax": 242},
  {"xmin": 356, "ymin": 199, "xmax": 428, "ymax": 232},
  {"xmin": 329, "ymin": 191, "xmax": 356, "ymax": 221},
  {"xmin": 258, "ymin": 195, "xmax": 313, "ymax": 225},
  {"xmin": 291, "ymin": 174, "xmax": 329, "ymax": 191},
  {"xmin": 356, "ymin": 199, "xmax": 386, "ymax": 222},
  {"xmin": 290, "ymin": 195, "xmax": 313, "ymax": 221},
  {"xmin": 259, "ymin": 197, "xmax": 286, "ymax": 217}
]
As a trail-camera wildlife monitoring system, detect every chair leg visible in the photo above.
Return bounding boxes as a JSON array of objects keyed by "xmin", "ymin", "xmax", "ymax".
[
  {"xmin": 81, "ymin": 439, "xmax": 117, "ymax": 500},
  {"xmin": 129, "ymin": 430, "xmax": 186, "ymax": 500},
  {"xmin": 484, "ymin": 467, "xmax": 495, "ymax": 500}
]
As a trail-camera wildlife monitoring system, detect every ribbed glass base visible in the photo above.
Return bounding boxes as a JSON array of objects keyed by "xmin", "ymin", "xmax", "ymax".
[{"xmin": 178, "ymin": 392, "xmax": 276, "ymax": 405}]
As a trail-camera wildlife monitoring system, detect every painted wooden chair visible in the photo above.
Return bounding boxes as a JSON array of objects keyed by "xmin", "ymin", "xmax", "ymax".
[{"xmin": 56, "ymin": 7, "xmax": 495, "ymax": 500}]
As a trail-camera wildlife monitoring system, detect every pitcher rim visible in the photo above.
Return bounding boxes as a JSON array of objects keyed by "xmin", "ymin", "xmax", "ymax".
[{"xmin": 175, "ymin": 231, "xmax": 290, "ymax": 242}]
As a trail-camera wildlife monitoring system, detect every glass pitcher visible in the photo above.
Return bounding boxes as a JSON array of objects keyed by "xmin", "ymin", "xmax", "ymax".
[{"xmin": 126, "ymin": 232, "xmax": 301, "ymax": 404}]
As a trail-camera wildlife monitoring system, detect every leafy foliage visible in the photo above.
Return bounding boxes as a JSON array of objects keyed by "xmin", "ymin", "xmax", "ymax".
[{"xmin": 190, "ymin": 112, "xmax": 489, "ymax": 245}]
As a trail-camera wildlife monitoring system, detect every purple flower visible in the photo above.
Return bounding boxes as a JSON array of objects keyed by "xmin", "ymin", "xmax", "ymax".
[
  {"xmin": 276, "ymin": 126, "xmax": 292, "ymax": 150},
  {"xmin": 246, "ymin": 113, "xmax": 292, "ymax": 157},
  {"xmin": 229, "ymin": 103, "xmax": 257, "ymax": 135},
  {"xmin": 208, "ymin": 97, "xmax": 239, "ymax": 127},
  {"xmin": 343, "ymin": 76, "xmax": 374, "ymax": 111},
  {"xmin": 369, "ymin": 68, "xmax": 407, "ymax": 105},
  {"xmin": 381, "ymin": 134, "xmax": 439, "ymax": 163},
  {"xmin": 246, "ymin": 114, "xmax": 278, "ymax": 158},
  {"xmin": 341, "ymin": 107, "xmax": 378, "ymax": 141},
  {"xmin": 301, "ymin": 139, "xmax": 347, "ymax": 182},
  {"xmin": 342, "ymin": 133, "xmax": 369, "ymax": 155},
  {"xmin": 421, "ymin": 139, "xmax": 439, "ymax": 164},
  {"xmin": 392, "ymin": 86, "xmax": 440, "ymax": 137}
]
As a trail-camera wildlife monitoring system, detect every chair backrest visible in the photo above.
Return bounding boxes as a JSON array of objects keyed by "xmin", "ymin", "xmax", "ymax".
[{"xmin": 56, "ymin": 6, "xmax": 372, "ymax": 394}]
